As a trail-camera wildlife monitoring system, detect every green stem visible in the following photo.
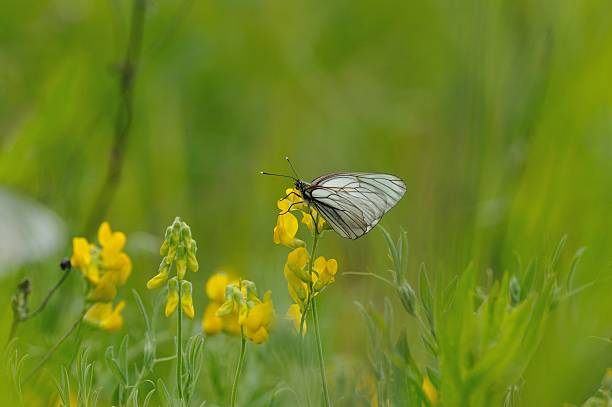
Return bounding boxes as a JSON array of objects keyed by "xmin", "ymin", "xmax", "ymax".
[
  {"xmin": 231, "ymin": 328, "xmax": 247, "ymax": 407},
  {"xmin": 177, "ymin": 280, "xmax": 184, "ymax": 403},
  {"xmin": 304, "ymin": 218, "xmax": 331, "ymax": 407},
  {"xmin": 312, "ymin": 297, "xmax": 331, "ymax": 407}
]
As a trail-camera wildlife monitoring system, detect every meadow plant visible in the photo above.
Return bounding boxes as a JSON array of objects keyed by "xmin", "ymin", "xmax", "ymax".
[
  {"xmin": 274, "ymin": 187, "xmax": 339, "ymax": 407},
  {"xmin": 146, "ymin": 217, "xmax": 199, "ymax": 405},
  {"xmin": 351, "ymin": 229, "xmax": 592, "ymax": 406},
  {"xmin": 215, "ymin": 278, "xmax": 275, "ymax": 406}
]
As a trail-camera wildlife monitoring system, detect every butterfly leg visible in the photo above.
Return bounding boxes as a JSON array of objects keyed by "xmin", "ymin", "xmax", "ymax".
[
  {"xmin": 280, "ymin": 191, "xmax": 302, "ymax": 201},
  {"xmin": 278, "ymin": 201, "xmax": 304, "ymax": 215},
  {"xmin": 309, "ymin": 211, "xmax": 320, "ymax": 235}
]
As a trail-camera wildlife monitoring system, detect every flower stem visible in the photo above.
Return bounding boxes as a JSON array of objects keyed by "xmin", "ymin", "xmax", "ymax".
[
  {"xmin": 23, "ymin": 307, "xmax": 87, "ymax": 383},
  {"xmin": 305, "ymin": 216, "xmax": 331, "ymax": 407},
  {"xmin": 231, "ymin": 328, "xmax": 247, "ymax": 407},
  {"xmin": 177, "ymin": 280, "xmax": 184, "ymax": 403},
  {"xmin": 7, "ymin": 267, "xmax": 73, "ymax": 345},
  {"xmin": 312, "ymin": 297, "xmax": 331, "ymax": 407}
]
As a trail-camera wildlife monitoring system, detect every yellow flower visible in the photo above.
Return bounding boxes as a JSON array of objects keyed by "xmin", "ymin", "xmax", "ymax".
[
  {"xmin": 206, "ymin": 273, "xmax": 232, "ymax": 303},
  {"xmin": 286, "ymin": 247, "xmax": 311, "ymax": 282},
  {"xmin": 87, "ymin": 271, "xmax": 119, "ymax": 301},
  {"xmin": 221, "ymin": 310, "xmax": 241, "ymax": 336},
  {"xmin": 286, "ymin": 303, "xmax": 306, "ymax": 335},
  {"xmin": 284, "ymin": 264, "xmax": 309, "ymax": 306},
  {"xmin": 277, "ymin": 188, "xmax": 306, "ymax": 212},
  {"xmin": 70, "ymin": 238, "xmax": 91, "ymax": 268},
  {"xmin": 98, "ymin": 221, "xmax": 127, "ymax": 254},
  {"xmin": 301, "ymin": 207, "xmax": 327, "ymax": 232},
  {"xmin": 70, "ymin": 222, "xmax": 132, "ymax": 302},
  {"xmin": 312, "ymin": 256, "xmax": 338, "ymax": 291},
  {"xmin": 104, "ymin": 251, "xmax": 132, "ymax": 285},
  {"xmin": 273, "ymin": 212, "xmax": 305, "ymax": 249},
  {"xmin": 202, "ymin": 302, "xmax": 223, "ymax": 334},
  {"xmin": 181, "ymin": 281, "xmax": 195, "ymax": 319},
  {"xmin": 243, "ymin": 291, "xmax": 274, "ymax": 344},
  {"xmin": 165, "ymin": 279, "xmax": 179, "ymax": 317},
  {"xmin": 422, "ymin": 375, "xmax": 438, "ymax": 405},
  {"xmin": 147, "ymin": 269, "xmax": 169, "ymax": 289},
  {"xmin": 84, "ymin": 301, "xmax": 125, "ymax": 332}
]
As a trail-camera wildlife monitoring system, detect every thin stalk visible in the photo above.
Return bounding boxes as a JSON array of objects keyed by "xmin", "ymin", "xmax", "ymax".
[
  {"xmin": 231, "ymin": 328, "xmax": 247, "ymax": 407},
  {"xmin": 177, "ymin": 280, "xmax": 184, "ymax": 403},
  {"xmin": 7, "ymin": 267, "xmax": 72, "ymax": 344},
  {"xmin": 298, "ymin": 291, "xmax": 312, "ymax": 407},
  {"xmin": 28, "ymin": 268, "xmax": 72, "ymax": 319},
  {"xmin": 311, "ymin": 297, "xmax": 331, "ymax": 407},
  {"xmin": 304, "ymin": 217, "xmax": 331, "ymax": 407},
  {"xmin": 84, "ymin": 0, "xmax": 146, "ymax": 234},
  {"xmin": 23, "ymin": 307, "xmax": 87, "ymax": 383}
]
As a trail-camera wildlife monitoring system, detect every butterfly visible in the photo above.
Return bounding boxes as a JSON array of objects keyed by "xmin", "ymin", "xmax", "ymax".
[{"xmin": 262, "ymin": 158, "xmax": 406, "ymax": 239}]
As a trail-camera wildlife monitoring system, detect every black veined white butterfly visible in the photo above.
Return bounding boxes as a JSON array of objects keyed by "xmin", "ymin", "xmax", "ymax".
[{"xmin": 262, "ymin": 158, "xmax": 406, "ymax": 240}]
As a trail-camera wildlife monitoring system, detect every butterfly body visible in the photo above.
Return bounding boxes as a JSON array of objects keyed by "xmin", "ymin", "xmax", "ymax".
[{"xmin": 294, "ymin": 172, "xmax": 406, "ymax": 240}]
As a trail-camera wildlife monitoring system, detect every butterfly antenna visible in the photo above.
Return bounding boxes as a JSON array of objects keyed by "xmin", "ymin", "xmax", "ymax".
[
  {"xmin": 285, "ymin": 156, "xmax": 301, "ymax": 180},
  {"xmin": 260, "ymin": 171, "xmax": 296, "ymax": 180}
]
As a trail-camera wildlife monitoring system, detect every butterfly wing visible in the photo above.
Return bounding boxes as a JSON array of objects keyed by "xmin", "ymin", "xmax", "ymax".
[{"xmin": 306, "ymin": 173, "xmax": 406, "ymax": 239}]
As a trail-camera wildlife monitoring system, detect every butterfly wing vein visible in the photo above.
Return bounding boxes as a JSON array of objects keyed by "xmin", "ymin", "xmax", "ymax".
[{"xmin": 307, "ymin": 173, "xmax": 406, "ymax": 239}]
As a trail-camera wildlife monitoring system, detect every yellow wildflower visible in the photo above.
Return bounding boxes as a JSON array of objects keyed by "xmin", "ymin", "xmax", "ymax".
[
  {"xmin": 284, "ymin": 264, "xmax": 309, "ymax": 306},
  {"xmin": 312, "ymin": 256, "xmax": 338, "ymax": 291},
  {"xmin": 286, "ymin": 303, "xmax": 306, "ymax": 335},
  {"xmin": 70, "ymin": 238, "xmax": 91, "ymax": 269},
  {"xmin": 165, "ymin": 278, "xmax": 179, "ymax": 317},
  {"xmin": 422, "ymin": 375, "xmax": 438, "ymax": 405},
  {"xmin": 69, "ymin": 222, "xmax": 132, "ymax": 306},
  {"xmin": 146, "ymin": 268, "xmax": 169, "ymax": 289},
  {"xmin": 273, "ymin": 212, "xmax": 305, "ymax": 249},
  {"xmin": 203, "ymin": 302, "xmax": 223, "ymax": 334},
  {"xmin": 98, "ymin": 222, "xmax": 126, "ymax": 254},
  {"xmin": 181, "ymin": 281, "xmax": 195, "ymax": 319},
  {"xmin": 84, "ymin": 301, "xmax": 125, "ymax": 332},
  {"xmin": 202, "ymin": 273, "xmax": 241, "ymax": 336},
  {"xmin": 243, "ymin": 291, "xmax": 275, "ymax": 344},
  {"xmin": 87, "ymin": 271, "xmax": 119, "ymax": 301},
  {"xmin": 286, "ymin": 247, "xmax": 311, "ymax": 282},
  {"xmin": 206, "ymin": 273, "xmax": 232, "ymax": 303},
  {"xmin": 301, "ymin": 207, "xmax": 327, "ymax": 232}
]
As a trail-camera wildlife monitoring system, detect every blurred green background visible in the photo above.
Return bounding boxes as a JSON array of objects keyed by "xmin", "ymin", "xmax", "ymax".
[{"xmin": 1, "ymin": 0, "xmax": 611, "ymax": 405}]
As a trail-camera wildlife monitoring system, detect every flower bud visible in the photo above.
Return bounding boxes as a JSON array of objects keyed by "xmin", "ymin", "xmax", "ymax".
[
  {"xmin": 216, "ymin": 299, "xmax": 235, "ymax": 317},
  {"xmin": 180, "ymin": 224, "xmax": 192, "ymax": 242},
  {"xmin": 176, "ymin": 257, "xmax": 187, "ymax": 280},
  {"xmin": 165, "ymin": 278, "xmax": 179, "ymax": 317},
  {"xmin": 187, "ymin": 253, "xmax": 199, "ymax": 273},
  {"xmin": 147, "ymin": 260, "xmax": 169, "ymax": 289},
  {"xmin": 180, "ymin": 280, "xmax": 195, "ymax": 319},
  {"xmin": 397, "ymin": 281, "xmax": 416, "ymax": 316},
  {"xmin": 160, "ymin": 239, "xmax": 169, "ymax": 256}
]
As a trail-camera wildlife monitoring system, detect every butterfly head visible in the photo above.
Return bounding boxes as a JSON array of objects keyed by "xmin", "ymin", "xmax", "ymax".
[{"xmin": 294, "ymin": 179, "xmax": 309, "ymax": 200}]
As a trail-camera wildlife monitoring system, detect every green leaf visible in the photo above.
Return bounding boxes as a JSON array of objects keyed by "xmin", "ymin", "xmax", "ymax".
[
  {"xmin": 105, "ymin": 347, "xmax": 128, "ymax": 386},
  {"xmin": 156, "ymin": 378, "xmax": 173, "ymax": 407},
  {"xmin": 418, "ymin": 263, "xmax": 434, "ymax": 326},
  {"xmin": 566, "ymin": 247, "xmax": 586, "ymax": 291},
  {"xmin": 549, "ymin": 234, "xmax": 568, "ymax": 272},
  {"xmin": 520, "ymin": 258, "xmax": 537, "ymax": 301}
]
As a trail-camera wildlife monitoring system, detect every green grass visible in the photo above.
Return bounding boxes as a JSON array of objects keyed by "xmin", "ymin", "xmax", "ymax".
[{"xmin": 1, "ymin": 0, "xmax": 612, "ymax": 405}]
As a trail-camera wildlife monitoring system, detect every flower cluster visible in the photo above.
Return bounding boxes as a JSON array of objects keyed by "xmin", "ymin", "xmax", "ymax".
[
  {"xmin": 147, "ymin": 217, "xmax": 198, "ymax": 319},
  {"xmin": 273, "ymin": 189, "xmax": 338, "ymax": 335},
  {"xmin": 273, "ymin": 188, "xmax": 327, "ymax": 248},
  {"xmin": 70, "ymin": 222, "xmax": 132, "ymax": 332},
  {"xmin": 202, "ymin": 273, "xmax": 240, "ymax": 336},
  {"xmin": 215, "ymin": 279, "xmax": 275, "ymax": 344}
]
